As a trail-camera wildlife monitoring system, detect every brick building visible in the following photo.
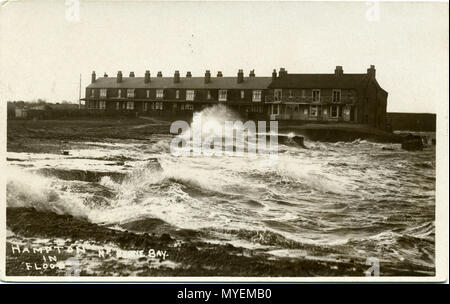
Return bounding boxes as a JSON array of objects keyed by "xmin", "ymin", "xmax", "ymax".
[{"xmin": 83, "ymin": 65, "xmax": 388, "ymax": 129}]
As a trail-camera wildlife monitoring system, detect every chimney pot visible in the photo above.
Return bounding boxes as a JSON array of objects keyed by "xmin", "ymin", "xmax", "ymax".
[
  {"xmin": 129, "ymin": 71, "xmax": 135, "ymax": 77},
  {"xmin": 174, "ymin": 70, "xmax": 180, "ymax": 83},
  {"xmin": 157, "ymin": 71, "xmax": 163, "ymax": 78},
  {"xmin": 104, "ymin": 73, "xmax": 108, "ymax": 77},
  {"xmin": 367, "ymin": 65, "xmax": 376, "ymax": 78},
  {"xmin": 334, "ymin": 66, "xmax": 344, "ymax": 76},
  {"xmin": 186, "ymin": 71, "xmax": 192, "ymax": 78},
  {"xmin": 249, "ymin": 70, "xmax": 255, "ymax": 77},
  {"xmin": 278, "ymin": 68, "xmax": 288, "ymax": 77},
  {"xmin": 205, "ymin": 70, "xmax": 211, "ymax": 84},
  {"xmin": 91, "ymin": 71, "xmax": 96, "ymax": 83},
  {"xmin": 217, "ymin": 71, "xmax": 223, "ymax": 77},
  {"xmin": 272, "ymin": 69, "xmax": 277, "ymax": 80},
  {"xmin": 145, "ymin": 70, "xmax": 151, "ymax": 83},
  {"xmin": 117, "ymin": 71, "xmax": 122, "ymax": 83},
  {"xmin": 237, "ymin": 69, "xmax": 244, "ymax": 83}
]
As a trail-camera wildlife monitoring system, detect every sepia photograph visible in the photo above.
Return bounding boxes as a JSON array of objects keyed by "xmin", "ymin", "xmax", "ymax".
[{"xmin": 0, "ymin": 0, "xmax": 448, "ymax": 282}]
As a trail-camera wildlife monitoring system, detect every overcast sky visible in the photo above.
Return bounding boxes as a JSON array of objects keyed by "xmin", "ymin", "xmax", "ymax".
[{"xmin": 0, "ymin": 0, "xmax": 448, "ymax": 113}]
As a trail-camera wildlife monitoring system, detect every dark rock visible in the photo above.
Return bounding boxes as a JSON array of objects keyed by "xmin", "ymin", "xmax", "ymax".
[
  {"xmin": 401, "ymin": 139, "xmax": 423, "ymax": 151},
  {"xmin": 382, "ymin": 147, "xmax": 395, "ymax": 151}
]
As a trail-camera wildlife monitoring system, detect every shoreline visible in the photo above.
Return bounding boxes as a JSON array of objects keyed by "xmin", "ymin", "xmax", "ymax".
[
  {"xmin": 7, "ymin": 117, "xmax": 411, "ymax": 154},
  {"xmin": 6, "ymin": 207, "xmax": 433, "ymax": 277}
]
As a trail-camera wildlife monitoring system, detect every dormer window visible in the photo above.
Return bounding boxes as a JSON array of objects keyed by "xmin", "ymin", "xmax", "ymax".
[
  {"xmin": 332, "ymin": 89, "xmax": 341, "ymax": 103},
  {"xmin": 218, "ymin": 90, "xmax": 227, "ymax": 101},
  {"xmin": 100, "ymin": 89, "xmax": 107, "ymax": 98},
  {"xmin": 156, "ymin": 89, "xmax": 164, "ymax": 99},
  {"xmin": 186, "ymin": 90, "xmax": 195, "ymax": 101},
  {"xmin": 127, "ymin": 89, "xmax": 135, "ymax": 98},
  {"xmin": 312, "ymin": 89, "xmax": 321, "ymax": 102}
]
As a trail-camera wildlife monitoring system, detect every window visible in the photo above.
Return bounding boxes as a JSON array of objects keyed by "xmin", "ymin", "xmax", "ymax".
[
  {"xmin": 118, "ymin": 89, "xmax": 122, "ymax": 98},
  {"xmin": 272, "ymin": 104, "xmax": 279, "ymax": 115},
  {"xmin": 126, "ymin": 101, "xmax": 134, "ymax": 110},
  {"xmin": 251, "ymin": 105, "xmax": 263, "ymax": 113},
  {"xmin": 156, "ymin": 89, "xmax": 164, "ymax": 99},
  {"xmin": 303, "ymin": 108, "xmax": 308, "ymax": 115},
  {"xmin": 331, "ymin": 105, "xmax": 338, "ymax": 118},
  {"xmin": 90, "ymin": 89, "xmax": 95, "ymax": 97},
  {"xmin": 99, "ymin": 100, "xmax": 106, "ymax": 109},
  {"xmin": 184, "ymin": 103, "xmax": 193, "ymax": 110},
  {"xmin": 288, "ymin": 90, "xmax": 293, "ymax": 98},
  {"xmin": 176, "ymin": 90, "xmax": 180, "ymax": 99},
  {"xmin": 144, "ymin": 102, "xmax": 148, "ymax": 111},
  {"xmin": 206, "ymin": 90, "xmax": 211, "ymax": 100},
  {"xmin": 153, "ymin": 102, "xmax": 163, "ymax": 110},
  {"xmin": 127, "ymin": 89, "xmax": 135, "ymax": 98},
  {"xmin": 274, "ymin": 89, "xmax": 282, "ymax": 102},
  {"xmin": 115, "ymin": 102, "xmax": 120, "ymax": 110},
  {"xmin": 146, "ymin": 90, "xmax": 150, "ymax": 98},
  {"xmin": 186, "ymin": 90, "xmax": 195, "ymax": 101},
  {"xmin": 312, "ymin": 90, "xmax": 321, "ymax": 102},
  {"xmin": 252, "ymin": 90, "xmax": 262, "ymax": 102},
  {"xmin": 241, "ymin": 90, "xmax": 245, "ymax": 99},
  {"xmin": 318, "ymin": 105, "xmax": 322, "ymax": 116},
  {"xmin": 332, "ymin": 90, "xmax": 341, "ymax": 103},
  {"xmin": 310, "ymin": 105, "xmax": 318, "ymax": 116},
  {"xmin": 218, "ymin": 90, "xmax": 227, "ymax": 101},
  {"xmin": 100, "ymin": 89, "xmax": 107, "ymax": 98}
]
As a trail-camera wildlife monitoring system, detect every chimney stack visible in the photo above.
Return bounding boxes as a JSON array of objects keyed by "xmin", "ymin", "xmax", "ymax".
[
  {"xmin": 237, "ymin": 69, "xmax": 244, "ymax": 83},
  {"xmin": 186, "ymin": 71, "xmax": 192, "ymax": 78},
  {"xmin": 157, "ymin": 71, "xmax": 163, "ymax": 78},
  {"xmin": 367, "ymin": 65, "xmax": 376, "ymax": 78},
  {"xmin": 117, "ymin": 71, "xmax": 122, "ymax": 83},
  {"xmin": 217, "ymin": 71, "xmax": 223, "ymax": 77},
  {"xmin": 334, "ymin": 66, "xmax": 344, "ymax": 76},
  {"xmin": 174, "ymin": 70, "xmax": 180, "ymax": 83},
  {"xmin": 205, "ymin": 70, "xmax": 211, "ymax": 84},
  {"xmin": 145, "ymin": 70, "xmax": 151, "ymax": 83},
  {"xmin": 249, "ymin": 70, "xmax": 255, "ymax": 77},
  {"xmin": 278, "ymin": 68, "xmax": 288, "ymax": 78},
  {"xmin": 272, "ymin": 69, "xmax": 277, "ymax": 80},
  {"xmin": 91, "ymin": 71, "xmax": 96, "ymax": 83},
  {"xmin": 129, "ymin": 71, "xmax": 135, "ymax": 77},
  {"xmin": 104, "ymin": 72, "xmax": 108, "ymax": 77}
]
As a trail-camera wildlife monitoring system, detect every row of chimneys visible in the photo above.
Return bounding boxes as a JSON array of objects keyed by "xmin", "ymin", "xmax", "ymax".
[
  {"xmin": 91, "ymin": 69, "xmax": 261, "ymax": 84},
  {"xmin": 91, "ymin": 66, "xmax": 376, "ymax": 84}
]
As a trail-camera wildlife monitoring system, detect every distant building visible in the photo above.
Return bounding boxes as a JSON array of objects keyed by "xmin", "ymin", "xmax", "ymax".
[
  {"xmin": 83, "ymin": 65, "xmax": 388, "ymax": 129},
  {"xmin": 387, "ymin": 112, "xmax": 436, "ymax": 132}
]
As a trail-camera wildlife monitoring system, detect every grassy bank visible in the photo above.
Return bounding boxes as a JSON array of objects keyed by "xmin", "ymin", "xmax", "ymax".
[{"xmin": 7, "ymin": 117, "xmax": 171, "ymax": 153}]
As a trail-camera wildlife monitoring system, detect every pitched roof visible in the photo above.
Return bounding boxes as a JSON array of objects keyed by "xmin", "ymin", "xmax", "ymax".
[
  {"xmin": 87, "ymin": 76, "xmax": 272, "ymax": 89},
  {"xmin": 268, "ymin": 74, "xmax": 370, "ymax": 89}
]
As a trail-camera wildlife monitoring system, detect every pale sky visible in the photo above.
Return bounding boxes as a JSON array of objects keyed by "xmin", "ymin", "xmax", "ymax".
[{"xmin": 0, "ymin": 0, "xmax": 448, "ymax": 113}]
